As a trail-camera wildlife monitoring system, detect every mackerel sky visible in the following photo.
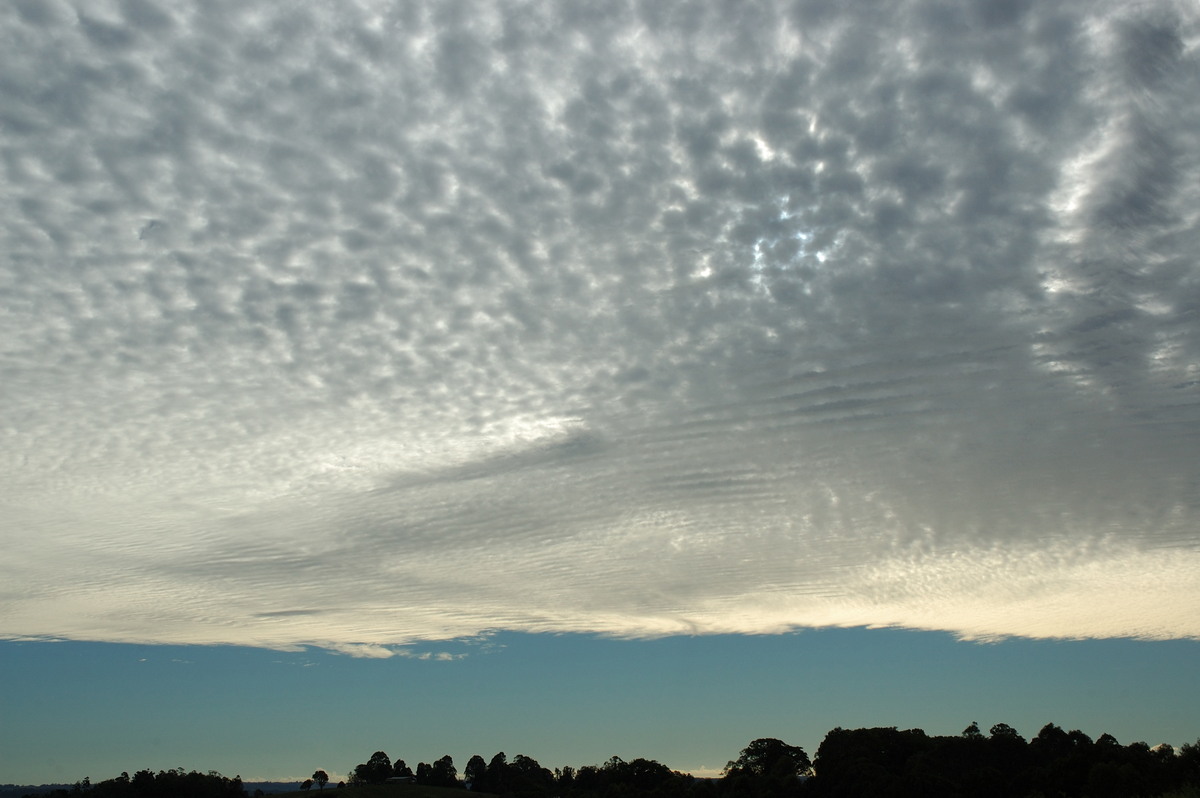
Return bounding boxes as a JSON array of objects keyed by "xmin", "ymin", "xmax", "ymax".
[{"xmin": 3, "ymin": 0, "xmax": 1199, "ymax": 666}]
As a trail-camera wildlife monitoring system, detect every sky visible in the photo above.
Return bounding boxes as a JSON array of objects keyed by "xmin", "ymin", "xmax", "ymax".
[
  {"xmin": 2, "ymin": 0, "xmax": 1199, "ymax": 785},
  {"xmin": 3, "ymin": 630, "xmax": 1199, "ymax": 785}
]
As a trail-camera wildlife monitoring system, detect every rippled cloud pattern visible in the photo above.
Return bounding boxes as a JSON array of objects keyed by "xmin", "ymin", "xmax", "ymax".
[{"xmin": 3, "ymin": 0, "xmax": 1199, "ymax": 651}]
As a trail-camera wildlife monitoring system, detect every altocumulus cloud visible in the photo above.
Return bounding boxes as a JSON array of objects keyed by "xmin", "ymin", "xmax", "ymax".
[{"xmin": 2, "ymin": 0, "xmax": 1199, "ymax": 653}]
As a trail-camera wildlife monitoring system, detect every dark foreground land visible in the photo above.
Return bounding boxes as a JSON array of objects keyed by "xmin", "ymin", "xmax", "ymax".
[
  {"xmin": 275, "ymin": 788, "xmax": 489, "ymax": 798},
  {"xmin": 15, "ymin": 723, "xmax": 1200, "ymax": 798}
]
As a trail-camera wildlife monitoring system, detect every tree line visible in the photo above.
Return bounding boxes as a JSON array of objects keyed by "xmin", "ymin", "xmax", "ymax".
[
  {"xmin": 23, "ymin": 769, "xmax": 246, "ymax": 798},
  {"xmin": 25, "ymin": 722, "xmax": 1200, "ymax": 798},
  {"xmin": 807, "ymin": 722, "xmax": 1200, "ymax": 798},
  {"xmin": 343, "ymin": 724, "xmax": 1200, "ymax": 798}
]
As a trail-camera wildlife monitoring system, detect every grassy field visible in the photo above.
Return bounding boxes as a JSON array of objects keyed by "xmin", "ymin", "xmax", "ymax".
[{"xmin": 273, "ymin": 786, "xmax": 493, "ymax": 798}]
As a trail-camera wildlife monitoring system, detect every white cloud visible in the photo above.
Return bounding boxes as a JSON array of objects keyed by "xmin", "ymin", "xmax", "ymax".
[{"xmin": 2, "ymin": 0, "xmax": 1198, "ymax": 649}]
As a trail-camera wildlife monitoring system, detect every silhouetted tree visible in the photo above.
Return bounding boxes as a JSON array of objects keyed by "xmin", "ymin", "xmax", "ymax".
[
  {"xmin": 507, "ymin": 754, "xmax": 553, "ymax": 795},
  {"xmin": 352, "ymin": 752, "xmax": 392, "ymax": 784},
  {"xmin": 311, "ymin": 771, "xmax": 328, "ymax": 791},
  {"xmin": 724, "ymin": 739, "xmax": 810, "ymax": 798},
  {"xmin": 811, "ymin": 727, "xmax": 931, "ymax": 797},
  {"xmin": 465, "ymin": 755, "xmax": 487, "ymax": 788},
  {"xmin": 988, "ymin": 723, "xmax": 1023, "ymax": 742},
  {"xmin": 483, "ymin": 752, "xmax": 508, "ymax": 794},
  {"xmin": 554, "ymin": 765, "xmax": 575, "ymax": 791},
  {"xmin": 1176, "ymin": 738, "xmax": 1200, "ymax": 787},
  {"xmin": 726, "ymin": 738, "xmax": 811, "ymax": 778},
  {"xmin": 429, "ymin": 755, "xmax": 459, "ymax": 789}
]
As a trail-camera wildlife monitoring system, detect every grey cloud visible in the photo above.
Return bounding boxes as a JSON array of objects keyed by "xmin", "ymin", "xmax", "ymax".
[
  {"xmin": 1120, "ymin": 15, "xmax": 1185, "ymax": 88},
  {"xmin": 2, "ymin": 0, "xmax": 1198, "ymax": 648}
]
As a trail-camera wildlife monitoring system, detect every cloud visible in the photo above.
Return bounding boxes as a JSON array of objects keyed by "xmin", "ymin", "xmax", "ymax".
[
  {"xmin": 323, "ymin": 643, "xmax": 401, "ymax": 660},
  {"xmin": 322, "ymin": 641, "xmax": 471, "ymax": 660},
  {"xmin": 2, "ymin": 0, "xmax": 1198, "ymax": 649}
]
